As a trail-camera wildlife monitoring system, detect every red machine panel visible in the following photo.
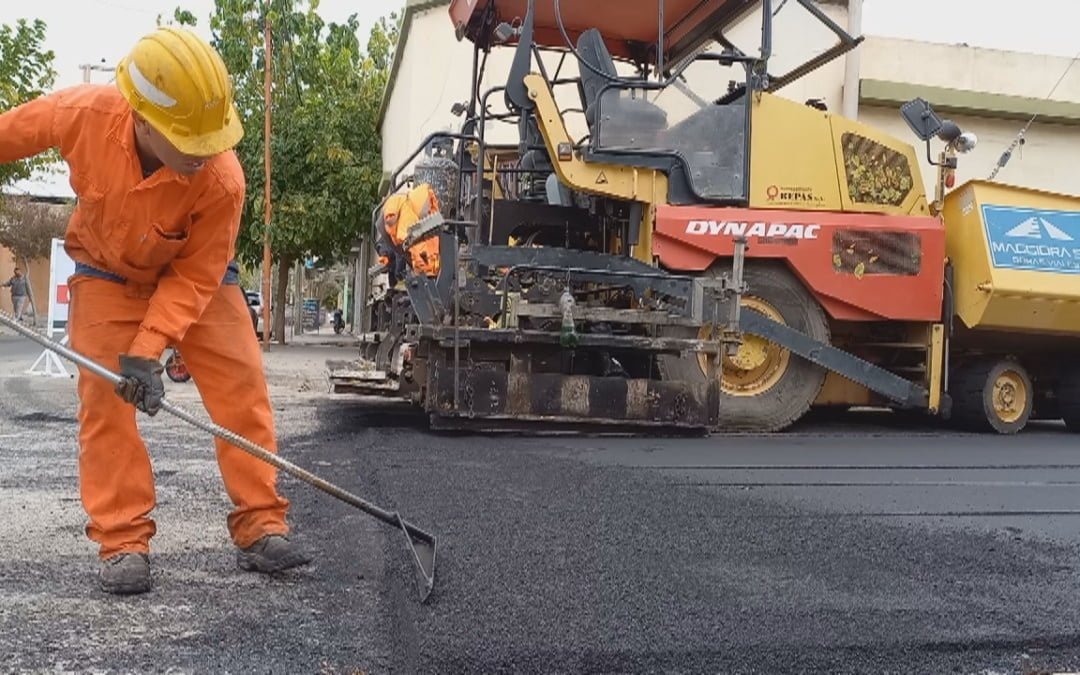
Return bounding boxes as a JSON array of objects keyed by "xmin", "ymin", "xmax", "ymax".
[{"xmin": 654, "ymin": 206, "xmax": 946, "ymax": 322}]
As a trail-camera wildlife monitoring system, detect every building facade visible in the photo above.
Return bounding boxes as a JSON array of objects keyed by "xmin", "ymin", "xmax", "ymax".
[
  {"xmin": 379, "ymin": 0, "xmax": 1080, "ymax": 201},
  {"xmin": 0, "ymin": 188, "xmax": 74, "ymax": 325}
]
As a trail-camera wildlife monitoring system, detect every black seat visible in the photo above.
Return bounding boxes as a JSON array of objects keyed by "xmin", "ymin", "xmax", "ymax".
[
  {"xmin": 576, "ymin": 28, "xmax": 668, "ymax": 147},
  {"xmin": 517, "ymin": 114, "xmax": 552, "ymax": 202}
]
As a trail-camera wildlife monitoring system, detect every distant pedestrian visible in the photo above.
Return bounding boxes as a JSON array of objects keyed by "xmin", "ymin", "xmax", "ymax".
[{"xmin": 2, "ymin": 267, "xmax": 29, "ymax": 323}]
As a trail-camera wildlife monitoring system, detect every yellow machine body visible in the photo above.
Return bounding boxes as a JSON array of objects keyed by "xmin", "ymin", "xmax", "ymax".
[
  {"xmin": 942, "ymin": 179, "xmax": 1080, "ymax": 337},
  {"xmin": 747, "ymin": 92, "xmax": 932, "ymax": 217}
]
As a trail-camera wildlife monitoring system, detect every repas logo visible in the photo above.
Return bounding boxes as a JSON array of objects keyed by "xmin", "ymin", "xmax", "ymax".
[{"xmin": 685, "ymin": 220, "xmax": 821, "ymax": 240}]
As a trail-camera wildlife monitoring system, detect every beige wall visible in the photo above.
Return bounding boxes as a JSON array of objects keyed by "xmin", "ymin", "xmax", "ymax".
[
  {"xmin": 855, "ymin": 36, "xmax": 1080, "ymax": 199},
  {"xmin": 860, "ymin": 36, "xmax": 1080, "ymax": 103},
  {"xmin": 857, "ymin": 105, "xmax": 1080, "ymax": 201},
  {"xmin": 381, "ymin": 6, "xmax": 592, "ymax": 174},
  {"xmin": 381, "ymin": 6, "xmax": 476, "ymax": 176}
]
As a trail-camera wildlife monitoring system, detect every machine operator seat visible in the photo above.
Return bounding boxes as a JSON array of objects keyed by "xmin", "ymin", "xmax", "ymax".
[
  {"xmin": 577, "ymin": 28, "xmax": 668, "ymax": 149},
  {"xmin": 518, "ymin": 114, "xmax": 574, "ymax": 206}
]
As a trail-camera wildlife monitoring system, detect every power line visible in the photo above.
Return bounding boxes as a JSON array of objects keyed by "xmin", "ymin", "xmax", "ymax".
[{"xmin": 988, "ymin": 47, "xmax": 1080, "ymax": 181}]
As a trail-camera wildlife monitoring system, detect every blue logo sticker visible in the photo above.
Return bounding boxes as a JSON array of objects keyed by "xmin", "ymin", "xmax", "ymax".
[{"xmin": 982, "ymin": 204, "xmax": 1080, "ymax": 274}]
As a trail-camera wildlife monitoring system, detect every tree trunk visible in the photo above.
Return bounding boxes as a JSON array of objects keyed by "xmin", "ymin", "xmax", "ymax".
[{"xmin": 273, "ymin": 256, "xmax": 292, "ymax": 344}]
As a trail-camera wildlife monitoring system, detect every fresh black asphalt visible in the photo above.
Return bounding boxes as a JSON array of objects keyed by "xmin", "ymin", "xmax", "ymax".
[{"xmin": 2, "ymin": 338, "xmax": 1080, "ymax": 674}]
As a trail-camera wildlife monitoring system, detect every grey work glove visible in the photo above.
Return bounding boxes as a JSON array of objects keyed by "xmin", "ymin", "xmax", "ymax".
[{"xmin": 114, "ymin": 354, "xmax": 165, "ymax": 416}]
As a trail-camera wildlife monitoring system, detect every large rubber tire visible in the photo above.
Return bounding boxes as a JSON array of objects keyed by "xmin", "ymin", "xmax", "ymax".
[
  {"xmin": 950, "ymin": 357, "xmax": 1032, "ymax": 434},
  {"xmin": 658, "ymin": 261, "xmax": 829, "ymax": 433},
  {"xmin": 1055, "ymin": 367, "xmax": 1080, "ymax": 432}
]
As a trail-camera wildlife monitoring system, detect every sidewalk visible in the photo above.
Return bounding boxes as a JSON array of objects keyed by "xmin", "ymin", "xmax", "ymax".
[
  {"xmin": 0, "ymin": 326, "xmax": 359, "ymax": 393},
  {"xmin": 279, "ymin": 330, "xmax": 359, "ymax": 348},
  {"xmin": 253, "ymin": 331, "xmax": 360, "ymax": 395},
  {"xmin": 252, "ymin": 321, "xmax": 359, "ymax": 349}
]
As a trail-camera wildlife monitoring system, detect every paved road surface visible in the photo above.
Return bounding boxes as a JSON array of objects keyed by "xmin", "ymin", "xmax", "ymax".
[
  {"xmin": 2, "ymin": 351, "xmax": 1080, "ymax": 673},
  {"xmin": 331, "ymin": 408, "xmax": 1080, "ymax": 674},
  {"xmin": 0, "ymin": 332, "xmax": 59, "ymax": 377}
]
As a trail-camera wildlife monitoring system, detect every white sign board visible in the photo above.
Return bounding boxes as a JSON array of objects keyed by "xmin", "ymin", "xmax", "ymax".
[
  {"xmin": 47, "ymin": 237, "xmax": 76, "ymax": 337},
  {"xmin": 27, "ymin": 238, "xmax": 75, "ymax": 378}
]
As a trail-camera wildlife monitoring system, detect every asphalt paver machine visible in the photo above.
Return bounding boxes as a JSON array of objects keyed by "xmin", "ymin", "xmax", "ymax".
[
  {"xmin": 329, "ymin": 0, "xmax": 763, "ymax": 432},
  {"xmin": 333, "ymin": 0, "xmax": 1080, "ymax": 436}
]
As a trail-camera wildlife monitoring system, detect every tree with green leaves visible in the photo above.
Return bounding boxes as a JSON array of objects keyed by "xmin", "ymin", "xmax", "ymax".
[
  {"xmin": 0, "ymin": 197, "xmax": 72, "ymax": 322},
  {"xmin": 0, "ymin": 197, "xmax": 70, "ymax": 262},
  {"xmin": 165, "ymin": 1, "xmax": 398, "ymax": 342},
  {"xmin": 0, "ymin": 18, "xmax": 58, "ymax": 193},
  {"xmin": 0, "ymin": 17, "xmax": 60, "ymax": 323}
]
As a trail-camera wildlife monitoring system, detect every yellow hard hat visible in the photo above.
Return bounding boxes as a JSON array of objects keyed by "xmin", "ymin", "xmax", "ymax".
[{"xmin": 115, "ymin": 26, "xmax": 243, "ymax": 157}]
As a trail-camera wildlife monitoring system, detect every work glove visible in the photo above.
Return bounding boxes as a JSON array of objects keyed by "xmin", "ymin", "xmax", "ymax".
[{"xmin": 114, "ymin": 354, "xmax": 165, "ymax": 416}]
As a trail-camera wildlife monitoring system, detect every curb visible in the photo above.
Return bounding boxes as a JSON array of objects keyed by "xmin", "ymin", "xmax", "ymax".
[{"xmin": 260, "ymin": 340, "xmax": 358, "ymax": 349}]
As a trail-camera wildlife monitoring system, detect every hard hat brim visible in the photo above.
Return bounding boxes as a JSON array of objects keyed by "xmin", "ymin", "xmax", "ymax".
[{"xmin": 158, "ymin": 102, "xmax": 245, "ymax": 158}]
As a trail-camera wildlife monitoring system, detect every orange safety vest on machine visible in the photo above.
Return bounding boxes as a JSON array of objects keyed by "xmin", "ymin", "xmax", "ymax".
[{"xmin": 381, "ymin": 183, "xmax": 444, "ymax": 277}]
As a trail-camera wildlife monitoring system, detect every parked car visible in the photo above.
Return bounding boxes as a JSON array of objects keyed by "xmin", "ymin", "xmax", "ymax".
[
  {"xmin": 244, "ymin": 290, "xmax": 262, "ymax": 314},
  {"xmin": 244, "ymin": 290, "xmax": 266, "ymax": 337}
]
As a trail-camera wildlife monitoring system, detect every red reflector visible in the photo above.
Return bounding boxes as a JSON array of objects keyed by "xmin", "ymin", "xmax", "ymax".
[{"xmin": 945, "ymin": 172, "xmax": 956, "ymax": 188}]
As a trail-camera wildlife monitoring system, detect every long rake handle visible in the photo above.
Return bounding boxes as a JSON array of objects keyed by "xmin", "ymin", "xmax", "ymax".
[{"xmin": 0, "ymin": 311, "xmax": 436, "ymax": 546}]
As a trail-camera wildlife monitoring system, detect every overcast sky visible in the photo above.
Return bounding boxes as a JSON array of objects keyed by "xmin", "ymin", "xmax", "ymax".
[
  {"xmin": 0, "ymin": 0, "xmax": 407, "ymax": 90},
  {"xmin": 2, "ymin": 0, "xmax": 1074, "ymax": 90},
  {"xmin": 0, "ymin": 0, "xmax": 1074, "ymax": 196},
  {"xmin": 862, "ymin": 0, "xmax": 1078, "ymax": 57}
]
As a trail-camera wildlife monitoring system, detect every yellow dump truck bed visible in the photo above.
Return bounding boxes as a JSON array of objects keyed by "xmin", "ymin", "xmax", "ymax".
[{"xmin": 942, "ymin": 179, "xmax": 1080, "ymax": 337}]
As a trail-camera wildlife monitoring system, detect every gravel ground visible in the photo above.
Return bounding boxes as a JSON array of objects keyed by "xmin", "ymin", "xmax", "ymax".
[
  {"xmin": 0, "ymin": 342, "xmax": 392, "ymax": 674},
  {"xmin": 4, "ymin": 336, "xmax": 1080, "ymax": 673}
]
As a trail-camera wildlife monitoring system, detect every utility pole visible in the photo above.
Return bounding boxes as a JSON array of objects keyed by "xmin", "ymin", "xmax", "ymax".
[
  {"xmin": 79, "ymin": 62, "xmax": 114, "ymax": 84},
  {"xmin": 842, "ymin": 0, "xmax": 863, "ymax": 120},
  {"xmin": 342, "ymin": 264, "xmax": 350, "ymax": 329},
  {"xmin": 261, "ymin": 15, "xmax": 273, "ymax": 348},
  {"xmin": 294, "ymin": 259, "xmax": 303, "ymax": 335}
]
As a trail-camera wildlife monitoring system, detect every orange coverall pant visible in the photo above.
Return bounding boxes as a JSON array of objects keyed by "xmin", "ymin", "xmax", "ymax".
[{"xmin": 68, "ymin": 275, "xmax": 289, "ymax": 560}]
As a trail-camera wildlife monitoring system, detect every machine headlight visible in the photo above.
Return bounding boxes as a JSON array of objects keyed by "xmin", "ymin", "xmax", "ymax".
[
  {"xmin": 493, "ymin": 22, "xmax": 519, "ymax": 43},
  {"xmin": 954, "ymin": 132, "xmax": 978, "ymax": 154}
]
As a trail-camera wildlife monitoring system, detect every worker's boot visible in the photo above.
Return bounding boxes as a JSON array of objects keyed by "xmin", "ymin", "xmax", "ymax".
[
  {"xmin": 98, "ymin": 552, "xmax": 151, "ymax": 595},
  {"xmin": 236, "ymin": 534, "xmax": 312, "ymax": 573}
]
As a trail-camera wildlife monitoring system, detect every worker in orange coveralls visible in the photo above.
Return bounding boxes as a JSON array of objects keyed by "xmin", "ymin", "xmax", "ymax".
[{"xmin": 0, "ymin": 27, "xmax": 311, "ymax": 594}]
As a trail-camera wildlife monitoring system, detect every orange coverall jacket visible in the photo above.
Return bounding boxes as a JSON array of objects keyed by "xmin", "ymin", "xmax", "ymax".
[
  {"xmin": 0, "ymin": 84, "xmax": 245, "ymax": 360},
  {"xmin": 0, "ymin": 85, "xmax": 289, "ymax": 559}
]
